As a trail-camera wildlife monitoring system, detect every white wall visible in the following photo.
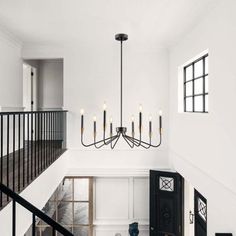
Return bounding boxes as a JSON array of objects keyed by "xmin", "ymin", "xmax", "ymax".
[
  {"xmin": 169, "ymin": 0, "xmax": 236, "ymax": 234},
  {"xmin": 0, "ymin": 29, "xmax": 23, "ymax": 156},
  {"xmin": 38, "ymin": 59, "xmax": 63, "ymax": 110},
  {"xmin": 22, "ymin": 40, "xmax": 170, "ymax": 167},
  {"xmin": 63, "ymin": 42, "xmax": 169, "ymax": 168},
  {"xmin": 0, "ymin": 28, "xmax": 22, "ymax": 108},
  {"xmin": 21, "ymin": 37, "xmax": 170, "ymax": 235}
]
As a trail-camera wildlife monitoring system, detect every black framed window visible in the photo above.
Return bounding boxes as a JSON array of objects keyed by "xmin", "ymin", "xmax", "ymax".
[{"xmin": 184, "ymin": 54, "xmax": 208, "ymax": 113}]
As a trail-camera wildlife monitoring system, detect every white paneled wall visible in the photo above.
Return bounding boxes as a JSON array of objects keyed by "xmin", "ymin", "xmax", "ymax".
[{"xmin": 94, "ymin": 177, "xmax": 149, "ymax": 236}]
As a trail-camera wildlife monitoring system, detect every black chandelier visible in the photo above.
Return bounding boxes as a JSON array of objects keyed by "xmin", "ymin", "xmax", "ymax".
[{"xmin": 80, "ymin": 33, "xmax": 162, "ymax": 149}]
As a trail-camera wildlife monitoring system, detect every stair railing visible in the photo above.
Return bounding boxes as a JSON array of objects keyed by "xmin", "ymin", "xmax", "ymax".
[
  {"xmin": 0, "ymin": 182, "xmax": 73, "ymax": 236},
  {"xmin": 0, "ymin": 110, "xmax": 67, "ymax": 209}
]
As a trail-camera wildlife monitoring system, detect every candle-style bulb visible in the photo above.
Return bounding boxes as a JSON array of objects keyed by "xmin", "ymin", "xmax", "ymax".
[
  {"xmin": 93, "ymin": 115, "xmax": 97, "ymax": 121},
  {"xmin": 110, "ymin": 117, "xmax": 113, "ymax": 123},
  {"xmin": 159, "ymin": 110, "xmax": 162, "ymax": 116},
  {"xmin": 149, "ymin": 115, "xmax": 152, "ymax": 121},
  {"xmin": 103, "ymin": 102, "xmax": 107, "ymax": 111},
  {"xmin": 80, "ymin": 109, "xmax": 84, "ymax": 115},
  {"xmin": 131, "ymin": 115, "xmax": 134, "ymax": 122},
  {"xmin": 139, "ymin": 104, "xmax": 142, "ymax": 112}
]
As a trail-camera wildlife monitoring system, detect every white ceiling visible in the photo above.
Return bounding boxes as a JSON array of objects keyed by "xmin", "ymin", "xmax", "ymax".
[{"xmin": 0, "ymin": 0, "xmax": 220, "ymax": 47}]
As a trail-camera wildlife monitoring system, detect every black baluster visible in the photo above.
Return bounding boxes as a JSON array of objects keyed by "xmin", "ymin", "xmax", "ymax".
[
  {"xmin": 32, "ymin": 213, "xmax": 35, "ymax": 236},
  {"xmin": 37, "ymin": 113, "xmax": 40, "ymax": 174},
  {"xmin": 44, "ymin": 112, "xmax": 46, "ymax": 169},
  {"xmin": 27, "ymin": 113, "xmax": 29, "ymax": 184},
  {"xmin": 53, "ymin": 112, "xmax": 55, "ymax": 160},
  {"xmin": 40, "ymin": 113, "xmax": 43, "ymax": 171},
  {"xmin": 52, "ymin": 228, "xmax": 56, "ymax": 236},
  {"xmin": 13, "ymin": 115, "xmax": 15, "ymax": 192},
  {"xmin": 0, "ymin": 115, "xmax": 3, "ymax": 207},
  {"xmin": 18, "ymin": 114, "xmax": 21, "ymax": 192},
  {"xmin": 6, "ymin": 115, "xmax": 9, "ymax": 200},
  {"xmin": 49, "ymin": 112, "xmax": 53, "ymax": 163},
  {"xmin": 45, "ymin": 112, "xmax": 48, "ymax": 167},
  {"xmin": 23, "ymin": 114, "xmax": 25, "ymax": 188},
  {"xmin": 49, "ymin": 112, "xmax": 51, "ymax": 164},
  {"xmin": 12, "ymin": 199, "xmax": 16, "ymax": 236},
  {"xmin": 34, "ymin": 112, "xmax": 37, "ymax": 177},
  {"xmin": 31, "ymin": 112, "xmax": 33, "ymax": 180}
]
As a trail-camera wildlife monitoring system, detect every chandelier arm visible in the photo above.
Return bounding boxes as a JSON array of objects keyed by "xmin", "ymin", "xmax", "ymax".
[
  {"xmin": 126, "ymin": 135, "xmax": 157, "ymax": 148},
  {"xmin": 122, "ymin": 134, "xmax": 135, "ymax": 148},
  {"xmin": 125, "ymin": 135, "xmax": 151, "ymax": 149},
  {"xmin": 94, "ymin": 135, "xmax": 118, "ymax": 148},
  {"xmin": 125, "ymin": 134, "xmax": 162, "ymax": 148},
  {"xmin": 111, "ymin": 134, "xmax": 121, "ymax": 149},
  {"xmin": 81, "ymin": 133, "xmax": 118, "ymax": 147},
  {"xmin": 103, "ymin": 129, "xmax": 113, "ymax": 145},
  {"xmin": 135, "ymin": 132, "xmax": 142, "ymax": 147}
]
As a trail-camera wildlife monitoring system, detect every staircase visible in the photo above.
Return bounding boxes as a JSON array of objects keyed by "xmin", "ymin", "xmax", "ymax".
[{"xmin": 0, "ymin": 182, "xmax": 73, "ymax": 236}]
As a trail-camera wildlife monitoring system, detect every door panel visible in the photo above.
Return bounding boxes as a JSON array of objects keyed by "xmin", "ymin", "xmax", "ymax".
[
  {"xmin": 150, "ymin": 170, "xmax": 184, "ymax": 236},
  {"xmin": 194, "ymin": 189, "xmax": 207, "ymax": 236}
]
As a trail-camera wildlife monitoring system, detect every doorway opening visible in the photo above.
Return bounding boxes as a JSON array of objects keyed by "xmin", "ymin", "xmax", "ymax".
[
  {"xmin": 23, "ymin": 59, "xmax": 64, "ymax": 111},
  {"xmin": 23, "ymin": 63, "xmax": 37, "ymax": 111}
]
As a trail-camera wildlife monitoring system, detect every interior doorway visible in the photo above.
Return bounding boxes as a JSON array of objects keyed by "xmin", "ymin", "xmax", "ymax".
[
  {"xmin": 23, "ymin": 59, "xmax": 64, "ymax": 111},
  {"xmin": 23, "ymin": 63, "xmax": 37, "ymax": 111}
]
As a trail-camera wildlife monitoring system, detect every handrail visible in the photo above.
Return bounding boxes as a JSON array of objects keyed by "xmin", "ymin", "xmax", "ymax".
[
  {"xmin": 0, "ymin": 110, "xmax": 68, "ymax": 115},
  {"xmin": 0, "ymin": 183, "xmax": 73, "ymax": 236}
]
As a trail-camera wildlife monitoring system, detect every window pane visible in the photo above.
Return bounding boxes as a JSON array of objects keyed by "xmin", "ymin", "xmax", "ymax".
[
  {"xmin": 194, "ymin": 96, "xmax": 203, "ymax": 112},
  {"xmin": 185, "ymin": 65, "xmax": 193, "ymax": 81},
  {"xmin": 185, "ymin": 97, "xmax": 193, "ymax": 112},
  {"xmin": 194, "ymin": 59, "xmax": 203, "ymax": 78},
  {"xmin": 74, "ymin": 178, "xmax": 89, "ymax": 201},
  {"xmin": 57, "ymin": 228, "xmax": 73, "ymax": 236},
  {"xmin": 74, "ymin": 203, "xmax": 89, "ymax": 225},
  {"xmin": 73, "ymin": 226, "xmax": 89, "ymax": 236},
  {"xmin": 185, "ymin": 81, "xmax": 193, "ymax": 96},
  {"xmin": 58, "ymin": 202, "xmax": 73, "ymax": 225},
  {"xmin": 59, "ymin": 178, "xmax": 73, "ymax": 201},
  {"xmin": 205, "ymin": 95, "xmax": 208, "ymax": 112},
  {"xmin": 194, "ymin": 78, "xmax": 203, "ymax": 95},
  {"xmin": 205, "ymin": 76, "xmax": 208, "ymax": 93},
  {"xmin": 198, "ymin": 198, "xmax": 207, "ymax": 222},
  {"xmin": 205, "ymin": 56, "xmax": 208, "ymax": 74}
]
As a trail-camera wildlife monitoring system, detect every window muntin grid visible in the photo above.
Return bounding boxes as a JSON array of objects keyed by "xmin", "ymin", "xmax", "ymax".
[
  {"xmin": 184, "ymin": 54, "xmax": 209, "ymax": 113},
  {"xmin": 35, "ymin": 177, "xmax": 93, "ymax": 236}
]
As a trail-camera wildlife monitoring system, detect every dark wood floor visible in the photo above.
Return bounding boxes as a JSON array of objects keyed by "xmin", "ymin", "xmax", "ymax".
[{"xmin": 0, "ymin": 140, "xmax": 66, "ymax": 210}]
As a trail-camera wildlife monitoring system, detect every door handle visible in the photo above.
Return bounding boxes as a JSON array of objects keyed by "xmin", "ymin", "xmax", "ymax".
[{"xmin": 150, "ymin": 227, "xmax": 154, "ymax": 231}]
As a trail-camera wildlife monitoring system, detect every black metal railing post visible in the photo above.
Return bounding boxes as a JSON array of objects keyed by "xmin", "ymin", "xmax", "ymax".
[
  {"xmin": 27, "ymin": 113, "xmax": 30, "ymax": 184},
  {"xmin": 13, "ymin": 114, "xmax": 15, "ymax": 192},
  {"xmin": 0, "ymin": 115, "xmax": 3, "ymax": 207},
  {"xmin": 18, "ymin": 114, "xmax": 21, "ymax": 192},
  {"xmin": 32, "ymin": 213, "xmax": 36, "ymax": 236},
  {"xmin": 12, "ymin": 199, "xmax": 16, "ymax": 236},
  {"xmin": 31, "ymin": 112, "xmax": 33, "ymax": 180},
  {"xmin": 23, "ymin": 114, "xmax": 25, "ymax": 188},
  {"xmin": 7, "ymin": 115, "xmax": 9, "ymax": 201}
]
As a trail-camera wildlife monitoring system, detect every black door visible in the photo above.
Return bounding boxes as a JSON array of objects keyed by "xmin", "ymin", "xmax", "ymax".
[
  {"xmin": 150, "ymin": 170, "xmax": 184, "ymax": 236},
  {"xmin": 194, "ymin": 189, "xmax": 207, "ymax": 236}
]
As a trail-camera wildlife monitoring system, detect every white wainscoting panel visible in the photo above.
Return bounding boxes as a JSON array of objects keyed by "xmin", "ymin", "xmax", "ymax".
[
  {"xmin": 94, "ymin": 176, "xmax": 149, "ymax": 236},
  {"xmin": 133, "ymin": 178, "xmax": 149, "ymax": 221},
  {"xmin": 95, "ymin": 178, "xmax": 129, "ymax": 220}
]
